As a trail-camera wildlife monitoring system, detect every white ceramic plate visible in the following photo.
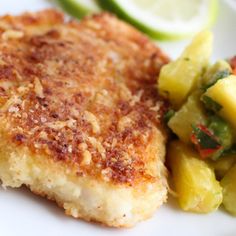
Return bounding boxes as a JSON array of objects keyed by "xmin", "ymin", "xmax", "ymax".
[
  {"xmin": 225, "ymin": 0, "xmax": 236, "ymax": 11},
  {"xmin": 0, "ymin": 1, "xmax": 236, "ymax": 236}
]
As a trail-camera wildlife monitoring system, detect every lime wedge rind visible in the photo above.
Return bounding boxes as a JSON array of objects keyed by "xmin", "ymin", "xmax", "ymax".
[
  {"xmin": 208, "ymin": 0, "xmax": 219, "ymax": 31},
  {"xmin": 57, "ymin": 0, "xmax": 218, "ymax": 40},
  {"xmin": 98, "ymin": 0, "xmax": 218, "ymax": 40},
  {"xmin": 57, "ymin": 0, "xmax": 100, "ymax": 19}
]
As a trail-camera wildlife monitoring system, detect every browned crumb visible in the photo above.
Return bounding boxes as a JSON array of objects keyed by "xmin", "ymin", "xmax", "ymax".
[{"xmin": 0, "ymin": 9, "xmax": 168, "ymax": 186}]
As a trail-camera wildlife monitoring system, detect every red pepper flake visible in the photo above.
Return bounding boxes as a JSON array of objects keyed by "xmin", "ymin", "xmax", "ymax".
[
  {"xmin": 191, "ymin": 124, "xmax": 223, "ymax": 159},
  {"xmin": 230, "ymin": 56, "xmax": 236, "ymax": 75}
]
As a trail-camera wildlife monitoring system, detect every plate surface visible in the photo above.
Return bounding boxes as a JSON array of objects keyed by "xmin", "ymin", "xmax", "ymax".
[{"xmin": 0, "ymin": 1, "xmax": 236, "ymax": 236}]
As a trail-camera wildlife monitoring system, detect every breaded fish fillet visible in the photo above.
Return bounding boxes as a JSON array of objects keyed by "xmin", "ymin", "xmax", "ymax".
[{"xmin": 0, "ymin": 9, "xmax": 169, "ymax": 227}]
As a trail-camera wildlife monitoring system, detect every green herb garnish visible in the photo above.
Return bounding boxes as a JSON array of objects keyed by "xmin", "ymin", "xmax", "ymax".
[
  {"xmin": 164, "ymin": 109, "xmax": 175, "ymax": 123},
  {"xmin": 203, "ymin": 69, "xmax": 230, "ymax": 90},
  {"xmin": 201, "ymin": 95, "xmax": 222, "ymax": 113}
]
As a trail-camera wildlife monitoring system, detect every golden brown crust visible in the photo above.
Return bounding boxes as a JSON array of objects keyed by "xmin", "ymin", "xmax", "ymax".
[
  {"xmin": 0, "ymin": 9, "xmax": 64, "ymax": 29},
  {"xmin": 0, "ymin": 10, "xmax": 169, "ymax": 186}
]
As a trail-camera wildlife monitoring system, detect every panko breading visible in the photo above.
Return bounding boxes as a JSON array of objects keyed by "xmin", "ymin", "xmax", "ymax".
[{"xmin": 0, "ymin": 9, "xmax": 169, "ymax": 227}]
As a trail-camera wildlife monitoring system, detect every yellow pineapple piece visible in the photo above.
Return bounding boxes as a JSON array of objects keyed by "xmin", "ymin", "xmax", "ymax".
[
  {"xmin": 209, "ymin": 154, "xmax": 236, "ymax": 179},
  {"xmin": 168, "ymin": 91, "xmax": 207, "ymax": 143},
  {"xmin": 204, "ymin": 75, "xmax": 236, "ymax": 129},
  {"xmin": 158, "ymin": 31, "xmax": 212, "ymax": 108},
  {"xmin": 168, "ymin": 140, "xmax": 222, "ymax": 213},
  {"xmin": 221, "ymin": 164, "xmax": 236, "ymax": 215}
]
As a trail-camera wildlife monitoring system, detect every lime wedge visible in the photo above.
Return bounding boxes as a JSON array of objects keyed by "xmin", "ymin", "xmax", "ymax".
[
  {"xmin": 57, "ymin": 0, "xmax": 100, "ymax": 18},
  {"xmin": 99, "ymin": 0, "xmax": 218, "ymax": 40}
]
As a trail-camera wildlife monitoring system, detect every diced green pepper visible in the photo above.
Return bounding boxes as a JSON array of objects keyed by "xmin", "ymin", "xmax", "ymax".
[
  {"xmin": 201, "ymin": 95, "xmax": 223, "ymax": 113},
  {"xmin": 163, "ymin": 109, "xmax": 175, "ymax": 123},
  {"xmin": 202, "ymin": 60, "xmax": 232, "ymax": 89},
  {"xmin": 191, "ymin": 124, "xmax": 223, "ymax": 160},
  {"xmin": 207, "ymin": 116, "xmax": 233, "ymax": 150}
]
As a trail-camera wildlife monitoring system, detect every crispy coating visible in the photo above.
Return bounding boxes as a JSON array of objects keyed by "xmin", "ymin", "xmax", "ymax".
[
  {"xmin": 0, "ymin": 9, "xmax": 168, "ymax": 185},
  {"xmin": 0, "ymin": 10, "xmax": 169, "ymax": 226}
]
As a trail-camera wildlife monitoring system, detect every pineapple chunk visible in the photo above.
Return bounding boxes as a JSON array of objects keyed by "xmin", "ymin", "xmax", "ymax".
[
  {"xmin": 202, "ymin": 60, "xmax": 231, "ymax": 88},
  {"xmin": 168, "ymin": 91, "xmax": 207, "ymax": 143},
  {"xmin": 209, "ymin": 154, "xmax": 236, "ymax": 179},
  {"xmin": 204, "ymin": 75, "xmax": 236, "ymax": 129},
  {"xmin": 221, "ymin": 164, "xmax": 236, "ymax": 215},
  {"xmin": 168, "ymin": 141, "xmax": 222, "ymax": 213},
  {"xmin": 158, "ymin": 31, "xmax": 212, "ymax": 108}
]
